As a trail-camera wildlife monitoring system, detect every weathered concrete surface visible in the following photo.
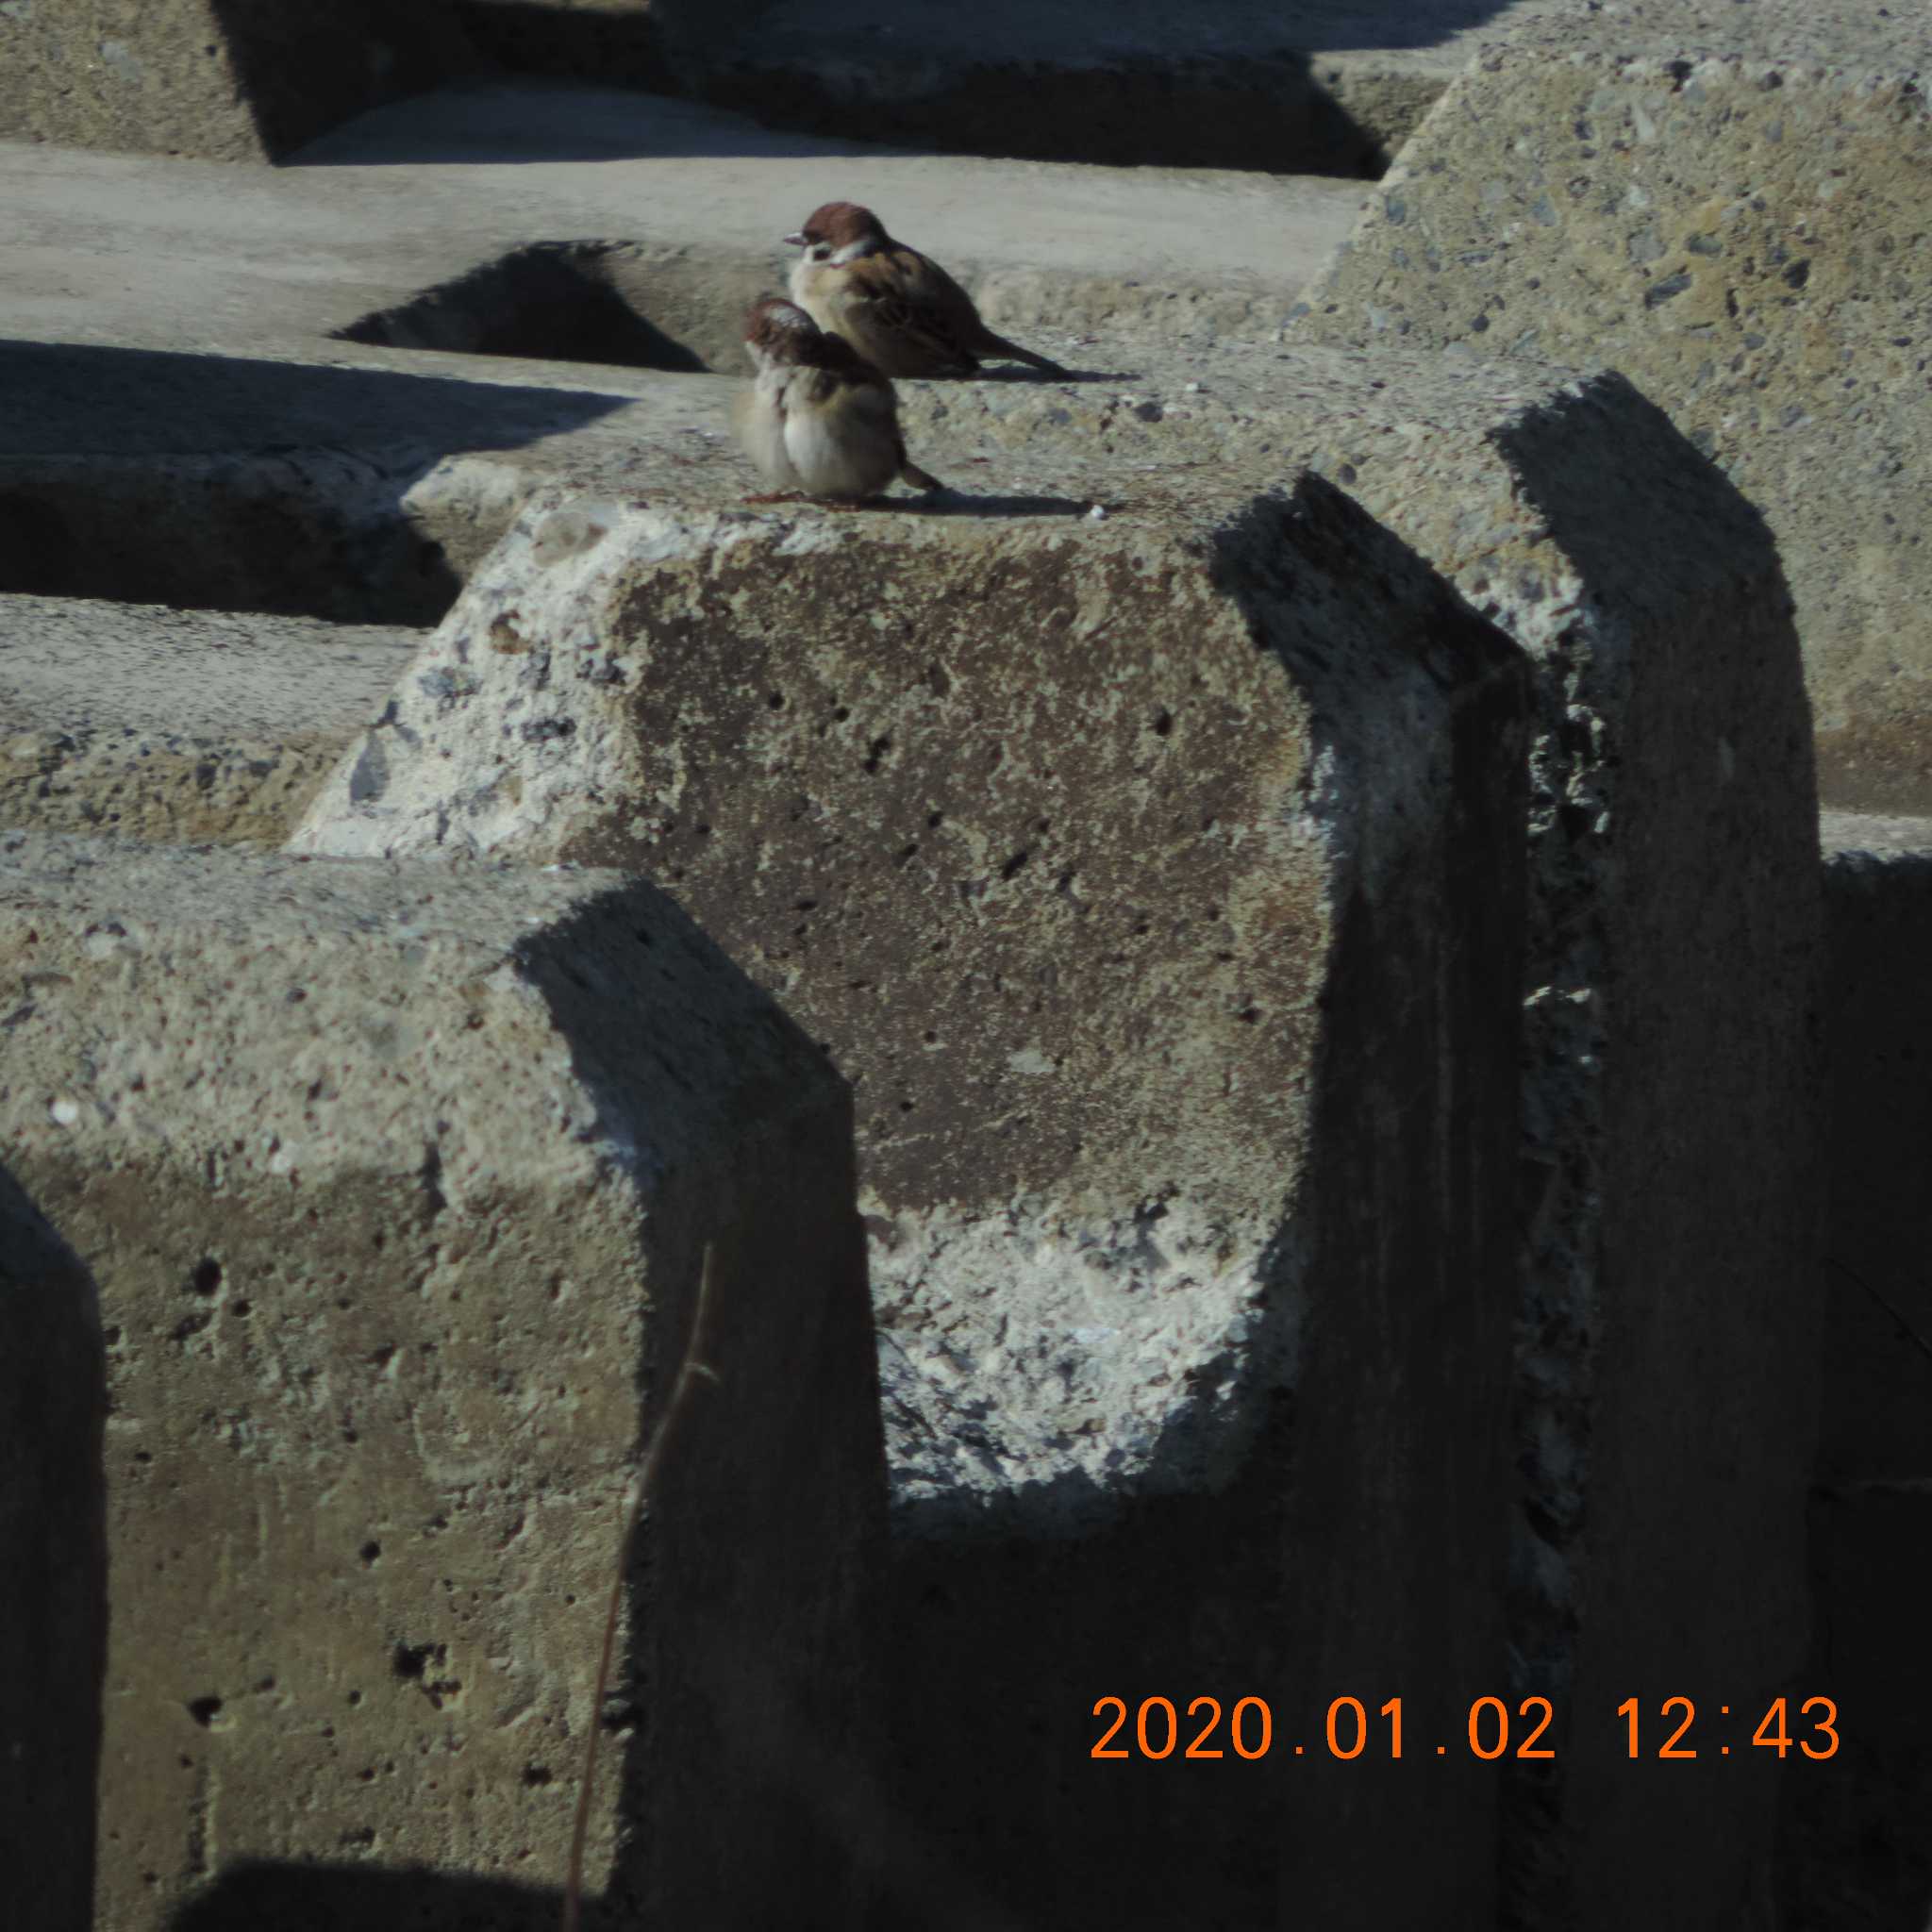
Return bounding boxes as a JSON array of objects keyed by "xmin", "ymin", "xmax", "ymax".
[
  {"xmin": 295, "ymin": 475, "xmax": 1525, "ymax": 1519},
  {"xmin": 0, "ymin": 1, "xmax": 471, "ymax": 162},
  {"xmin": 0, "ymin": 85, "xmax": 1366, "ymax": 378},
  {"xmin": 0, "ymin": 831, "xmax": 883, "ymax": 1932},
  {"xmin": 0, "ymin": 1167, "xmax": 107, "ymax": 1932},
  {"xmin": 295, "ymin": 468, "xmax": 1531, "ymax": 1924},
  {"xmin": 1294, "ymin": 0, "xmax": 1932, "ymax": 813},
  {"xmin": 1778, "ymin": 819, "xmax": 1932, "ymax": 1927},
  {"xmin": 0, "ymin": 596, "xmax": 421, "ymax": 845},
  {"xmin": 279, "ymin": 340, "xmax": 1832, "ymax": 1923},
  {"xmin": 685, "ymin": 0, "xmax": 1569, "ymax": 175}
]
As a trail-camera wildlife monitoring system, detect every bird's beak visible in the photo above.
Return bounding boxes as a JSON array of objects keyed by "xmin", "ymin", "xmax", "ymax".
[{"xmin": 781, "ymin": 231, "xmax": 807, "ymax": 248}]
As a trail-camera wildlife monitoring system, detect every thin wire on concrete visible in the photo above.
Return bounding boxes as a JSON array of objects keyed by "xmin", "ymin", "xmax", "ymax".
[
  {"xmin": 1825, "ymin": 1253, "xmax": 1932, "ymax": 1370},
  {"xmin": 562, "ymin": 1244, "xmax": 722, "ymax": 1932}
]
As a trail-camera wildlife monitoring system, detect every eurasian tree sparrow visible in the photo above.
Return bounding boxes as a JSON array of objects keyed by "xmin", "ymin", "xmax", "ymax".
[
  {"xmin": 732, "ymin": 295, "xmax": 944, "ymax": 501},
  {"xmin": 783, "ymin": 201, "xmax": 1067, "ymax": 379}
]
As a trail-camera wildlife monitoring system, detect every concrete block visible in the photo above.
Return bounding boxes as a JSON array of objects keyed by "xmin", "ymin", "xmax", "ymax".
[
  {"xmin": 295, "ymin": 472, "xmax": 1532, "ymax": 1920},
  {"xmin": 1293, "ymin": 0, "xmax": 1932, "ymax": 811},
  {"xmin": 0, "ymin": 1168, "xmax": 107, "ymax": 1932},
  {"xmin": 0, "ymin": 596, "xmax": 421, "ymax": 845},
  {"xmin": 296, "ymin": 338, "xmax": 1825, "ymax": 1921},
  {"xmin": 0, "ymin": 1, "xmax": 472, "ymax": 163},
  {"xmin": 832, "ymin": 339, "xmax": 1828, "ymax": 1926},
  {"xmin": 0, "ymin": 831, "xmax": 883, "ymax": 1932}
]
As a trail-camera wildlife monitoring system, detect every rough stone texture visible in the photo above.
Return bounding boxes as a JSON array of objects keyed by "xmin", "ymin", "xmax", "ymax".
[
  {"xmin": 294, "ymin": 470, "xmax": 1532, "ymax": 1925},
  {"xmin": 1779, "ymin": 819, "xmax": 1932, "ymax": 1927},
  {"xmin": 0, "ymin": 1167, "xmax": 108, "ymax": 1932},
  {"xmin": 683, "ymin": 0, "xmax": 1572, "ymax": 175},
  {"xmin": 1411, "ymin": 377, "xmax": 1822, "ymax": 1932},
  {"xmin": 273, "ymin": 341, "xmax": 1828, "ymax": 1917},
  {"xmin": 0, "ymin": 832, "xmax": 883, "ymax": 1932},
  {"xmin": 1293, "ymin": 0, "xmax": 1932, "ymax": 812},
  {"xmin": 294, "ymin": 475, "xmax": 1524, "ymax": 1514},
  {"xmin": 0, "ymin": 0, "xmax": 472, "ymax": 163},
  {"xmin": 664, "ymin": 353, "xmax": 1819, "ymax": 1919},
  {"xmin": 0, "ymin": 596, "xmax": 421, "ymax": 845}
]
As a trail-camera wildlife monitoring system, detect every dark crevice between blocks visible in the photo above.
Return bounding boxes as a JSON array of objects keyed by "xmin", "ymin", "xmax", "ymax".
[{"xmin": 334, "ymin": 243, "xmax": 710, "ymax": 375}]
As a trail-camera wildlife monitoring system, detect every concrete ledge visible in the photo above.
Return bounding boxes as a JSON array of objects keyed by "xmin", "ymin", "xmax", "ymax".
[
  {"xmin": 0, "ymin": 596, "xmax": 421, "ymax": 845},
  {"xmin": 1294, "ymin": 2, "xmax": 1932, "ymax": 811},
  {"xmin": 0, "ymin": 832, "xmax": 883, "ymax": 1931},
  {"xmin": 0, "ymin": 1166, "xmax": 107, "ymax": 1932}
]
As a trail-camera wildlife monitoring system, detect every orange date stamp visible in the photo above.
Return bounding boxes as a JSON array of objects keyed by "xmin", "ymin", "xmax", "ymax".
[{"xmin": 1090, "ymin": 1695, "xmax": 1840, "ymax": 1762}]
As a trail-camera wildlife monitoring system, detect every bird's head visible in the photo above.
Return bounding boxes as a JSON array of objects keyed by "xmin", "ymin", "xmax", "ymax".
[{"xmin": 781, "ymin": 201, "xmax": 890, "ymax": 265}]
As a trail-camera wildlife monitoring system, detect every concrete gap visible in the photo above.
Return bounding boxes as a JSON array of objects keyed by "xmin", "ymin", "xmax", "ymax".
[
  {"xmin": 334, "ymin": 242, "xmax": 713, "ymax": 374},
  {"xmin": 0, "ymin": 474, "xmax": 460, "ymax": 626}
]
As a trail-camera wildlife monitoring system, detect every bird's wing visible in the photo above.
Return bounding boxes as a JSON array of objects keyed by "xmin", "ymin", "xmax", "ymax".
[{"xmin": 856, "ymin": 248, "xmax": 985, "ymax": 374}]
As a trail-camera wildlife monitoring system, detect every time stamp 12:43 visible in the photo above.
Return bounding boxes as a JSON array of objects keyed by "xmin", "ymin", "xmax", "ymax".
[{"xmin": 1090, "ymin": 1695, "xmax": 1840, "ymax": 1762}]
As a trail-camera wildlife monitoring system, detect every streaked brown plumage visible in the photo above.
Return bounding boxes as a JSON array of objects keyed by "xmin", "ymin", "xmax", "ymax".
[
  {"xmin": 784, "ymin": 201, "xmax": 1066, "ymax": 379},
  {"xmin": 732, "ymin": 295, "xmax": 944, "ymax": 500}
]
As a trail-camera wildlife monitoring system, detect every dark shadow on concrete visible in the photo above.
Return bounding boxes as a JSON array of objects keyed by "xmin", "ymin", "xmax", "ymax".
[
  {"xmin": 172, "ymin": 1862, "xmax": 556, "ymax": 1932},
  {"xmin": 0, "ymin": 1161, "xmax": 108, "ymax": 1932},
  {"xmin": 515, "ymin": 878, "xmax": 889, "ymax": 1928},
  {"xmin": 704, "ymin": 48, "xmax": 1391, "ymax": 176},
  {"xmin": 1813, "ymin": 851, "xmax": 1932, "ymax": 1488},
  {"xmin": 208, "ymin": 0, "xmax": 476, "ymax": 159},
  {"xmin": 0, "ymin": 340, "xmax": 636, "ymax": 623},
  {"xmin": 460, "ymin": 0, "xmax": 1525, "ymax": 175},
  {"xmin": 1774, "ymin": 847, "xmax": 1932, "ymax": 1929},
  {"xmin": 454, "ymin": 0, "xmax": 678, "ymax": 97},
  {"xmin": 969, "ymin": 365, "xmax": 1142, "ymax": 385},
  {"xmin": 1781, "ymin": 1485, "xmax": 1932, "ymax": 1932},
  {"xmin": 335, "ymin": 243, "xmax": 710, "ymax": 375}
]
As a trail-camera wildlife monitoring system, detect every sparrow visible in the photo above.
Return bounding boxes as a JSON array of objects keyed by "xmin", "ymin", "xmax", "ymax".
[
  {"xmin": 732, "ymin": 296, "xmax": 944, "ymax": 502},
  {"xmin": 783, "ymin": 201, "xmax": 1067, "ymax": 379}
]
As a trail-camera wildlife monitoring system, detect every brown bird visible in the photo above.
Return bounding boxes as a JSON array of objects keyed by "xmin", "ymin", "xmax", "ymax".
[
  {"xmin": 732, "ymin": 295, "xmax": 944, "ymax": 502},
  {"xmin": 784, "ymin": 200, "xmax": 1067, "ymax": 379}
]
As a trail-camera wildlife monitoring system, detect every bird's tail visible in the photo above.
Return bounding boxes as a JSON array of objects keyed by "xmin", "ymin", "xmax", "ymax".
[
  {"xmin": 900, "ymin": 457, "xmax": 946, "ymax": 493},
  {"xmin": 979, "ymin": 328, "xmax": 1067, "ymax": 375}
]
